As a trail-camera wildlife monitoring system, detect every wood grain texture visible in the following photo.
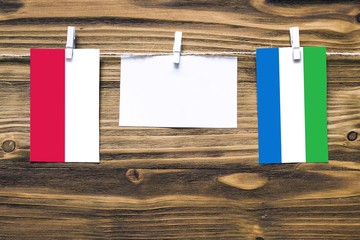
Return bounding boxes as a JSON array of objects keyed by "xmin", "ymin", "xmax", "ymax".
[{"xmin": 0, "ymin": 0, "xmax": 359, "ymax": 239}]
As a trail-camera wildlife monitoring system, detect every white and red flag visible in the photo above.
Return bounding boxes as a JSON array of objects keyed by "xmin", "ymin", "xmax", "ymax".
[{"xmin": 30, "ymin": 49, "xmax": 100, "ymax": 163}]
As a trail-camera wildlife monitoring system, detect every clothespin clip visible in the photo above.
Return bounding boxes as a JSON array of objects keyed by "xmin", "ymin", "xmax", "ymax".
[
  {"xmin": 66, "ymin": 26, "xmax": 76, "ymax": 59},
  {"xmin": 173, "ymin": 31, "xmax": 182, "ymax": 64},
  {"xmin": 290, "ymin": 27, "xmax": 301, "ymax": 60}
]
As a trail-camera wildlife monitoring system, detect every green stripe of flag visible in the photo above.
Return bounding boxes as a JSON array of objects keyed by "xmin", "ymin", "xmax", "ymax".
[{"xmin": 304, "ymin": 47, "xmax": 328, "ymax": 163}]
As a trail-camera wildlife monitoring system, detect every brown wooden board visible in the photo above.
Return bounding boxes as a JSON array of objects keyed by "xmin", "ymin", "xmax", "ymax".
[{"xmin": 0, "ymin": 0, "xmax": 359, "ymax": 239}]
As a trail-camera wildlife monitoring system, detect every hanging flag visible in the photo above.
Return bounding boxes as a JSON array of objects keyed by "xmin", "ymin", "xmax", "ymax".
[
  {"xmin": 256, "ymin": 47, "xmax": 328, "ymax": 164},
  {"xmin": 30, "ymin": 49, "xmax": 100, "ymax": 163}
]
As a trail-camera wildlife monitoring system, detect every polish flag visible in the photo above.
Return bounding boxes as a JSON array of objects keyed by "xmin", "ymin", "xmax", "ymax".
[
  {"xmin": 256, "ymin": 47, "xmax": 328, "ymax": 164},
  {"xmin": 30, "ymin": 49, "xmax": 100, "ymax": 163}
]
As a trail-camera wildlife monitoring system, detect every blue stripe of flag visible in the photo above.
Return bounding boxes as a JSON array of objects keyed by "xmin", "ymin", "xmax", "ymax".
[{"xmin": 256, "ymin": 48, "xmax": 282, "ymax": 164}]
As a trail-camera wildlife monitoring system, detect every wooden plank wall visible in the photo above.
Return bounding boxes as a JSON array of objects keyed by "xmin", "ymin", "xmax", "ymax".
[{"xmin": 0, "ymin": 0, "xmax": 359, "ymax": 239}]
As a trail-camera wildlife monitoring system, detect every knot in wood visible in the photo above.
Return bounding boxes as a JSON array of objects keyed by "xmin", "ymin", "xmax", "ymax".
[
  {"xmin": 0, "ymin": 0, "xmax": 24, "ymax": 14},
  {"xmin": 255, "ymin": 237, "xmax": 265, "ymax": 240},
  {"xmin": 356, "ymin": 13, "xmax": 360, "ymax": 23},
  {"xmin": 347, "ymin": 131, "xmax": 358, "ymax": 141},
  {"xmin": 2, "ymin": 140, "xmax": 16, "ymax": 153},
  {"xmin": 125, "ymin": 169, "xmax": 144, "ymax": 184}
]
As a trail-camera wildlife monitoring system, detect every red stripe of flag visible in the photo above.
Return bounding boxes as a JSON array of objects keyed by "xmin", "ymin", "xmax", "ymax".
[{"xmin": 30, "ymin": 49, "xmax": 65, "ymax": 162}]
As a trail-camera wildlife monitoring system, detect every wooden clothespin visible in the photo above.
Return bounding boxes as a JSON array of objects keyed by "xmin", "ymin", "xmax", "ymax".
[
  {"xmin": 66, "ymin": 26, "xmax": 76, "ymax": 59},
  {"xmin": 173, "ymin": 31, "xmax": 182, "ymax": 64},
  {"xmin": 290, "ymin": 27, "xmax": 301, "ymax": 61}
]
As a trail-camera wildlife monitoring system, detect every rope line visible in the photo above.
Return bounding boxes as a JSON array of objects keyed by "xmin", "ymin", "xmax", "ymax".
[{"xmin": 0, "ymin": 51, "xmax": 359, "ymax": 58}]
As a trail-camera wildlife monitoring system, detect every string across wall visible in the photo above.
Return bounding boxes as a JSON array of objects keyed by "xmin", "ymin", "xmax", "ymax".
[{"xmin": 0, "ymin": 51, "xmax": 360, "ymax": 58}]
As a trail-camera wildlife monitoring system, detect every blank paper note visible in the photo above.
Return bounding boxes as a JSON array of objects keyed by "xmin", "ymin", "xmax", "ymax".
[{"xmin": 119, "ymin": 56, "xmax": 237, "ymax": 128}]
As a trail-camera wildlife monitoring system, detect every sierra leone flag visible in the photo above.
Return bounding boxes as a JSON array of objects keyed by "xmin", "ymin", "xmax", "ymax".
[{"xmin": 256, "ymin": 47, "xmax": 328, "ymax": 164}]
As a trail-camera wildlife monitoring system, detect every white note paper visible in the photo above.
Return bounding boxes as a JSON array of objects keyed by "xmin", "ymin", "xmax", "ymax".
[{"xmin": 119, "ymin": 56, "xmax": 237, "ymax": 128}]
